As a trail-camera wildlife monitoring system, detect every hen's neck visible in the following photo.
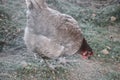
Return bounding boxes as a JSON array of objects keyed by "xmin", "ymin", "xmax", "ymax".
[
  {"xmin": 80, "ymin": 38, "xmax": 92, "ymax": 52},
  {"xmin": 26, "ymin": 0, "xmax": 47, "ymax": 10}
]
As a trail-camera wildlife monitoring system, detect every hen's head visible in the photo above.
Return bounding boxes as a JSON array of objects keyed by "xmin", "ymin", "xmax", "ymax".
[
  {"xmin": 81, "ymin": 50, "xmax": 93, "ymax": 59},
  {"xmin": 80, "ymin": 38, "xmax": 94, "ymax": 59}
]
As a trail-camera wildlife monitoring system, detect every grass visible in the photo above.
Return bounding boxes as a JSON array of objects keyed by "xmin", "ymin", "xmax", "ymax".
[
  {"xmin": 0, "ymin": 0, "xmax": 119, "ymax": 62},
  {"xmin": 100, "ymin": 72, "xmax": 120, "ymax": 80},
  {"xmin": 0, "ymin": 0, "xmax": 120, "ymax": 80},
  {"xmin": 0, "ymin": 0, "xmax": 26, "ymax": 51},
  {"xmin": 51, "ymin": 0, "xmax": 120, "ymax": 63},
  {"xmin": 0, "ymin": 59, "xmax": 70, "ymax": 80},
  {"xmin": 16, "ymin": 66, "xmax": 69, "ymax": 80},
  {"xmin": 0, "ymin": 7, "xmax": 18, "ymax": 51},
  {"xmin": 80, "ymin": 23, "xmax": 120, "ymax": 63}
]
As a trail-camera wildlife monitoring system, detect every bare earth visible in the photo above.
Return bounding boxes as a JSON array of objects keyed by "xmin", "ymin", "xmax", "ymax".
[{"xmin": 0, "ymin": 49, "xmax": 119, "ymax": 80}]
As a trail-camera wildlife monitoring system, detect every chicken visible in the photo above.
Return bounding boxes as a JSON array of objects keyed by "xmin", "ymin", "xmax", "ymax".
[{"xmin": 24, "ymin": 0, "xmax": 93, "ymax": 64}]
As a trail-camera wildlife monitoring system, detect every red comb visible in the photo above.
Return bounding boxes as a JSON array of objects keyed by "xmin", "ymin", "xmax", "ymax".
[{"xmin": 81, "ymin": 51, "xmax": 93, "ymax": 59}]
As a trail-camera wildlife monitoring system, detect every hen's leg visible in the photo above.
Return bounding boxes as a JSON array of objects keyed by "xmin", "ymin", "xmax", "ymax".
[
  {"xmin": 57, "ymin": 57, "xmax": 79, "ymax": 65},
  {"xmin": 43, "ymin": 59, "xmax": 56, "ymax": 70}
]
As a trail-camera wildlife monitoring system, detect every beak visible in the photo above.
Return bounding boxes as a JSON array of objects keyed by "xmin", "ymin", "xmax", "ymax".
[
  {"xmin": 82, "ymin": 51, "xmax": 88, "ymax": 59},
  {"xmin": 81, "ymin": 51, "xmax": 93, "ymax": 59}
]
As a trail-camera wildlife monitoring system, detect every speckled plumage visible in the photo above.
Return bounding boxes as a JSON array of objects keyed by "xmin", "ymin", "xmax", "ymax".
[{"xmin": 24, "ymin": 0, "xmax": 85, "ymax": 59}]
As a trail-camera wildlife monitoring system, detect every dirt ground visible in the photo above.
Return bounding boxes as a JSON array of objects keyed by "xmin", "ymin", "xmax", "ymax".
[
  {"xmin": 0, "ymin": 49, "xmax": 119, "ymax": 80},
  {"xmin": 0, "ymin": 50, "xmax": 117, "ymax": 80}
]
